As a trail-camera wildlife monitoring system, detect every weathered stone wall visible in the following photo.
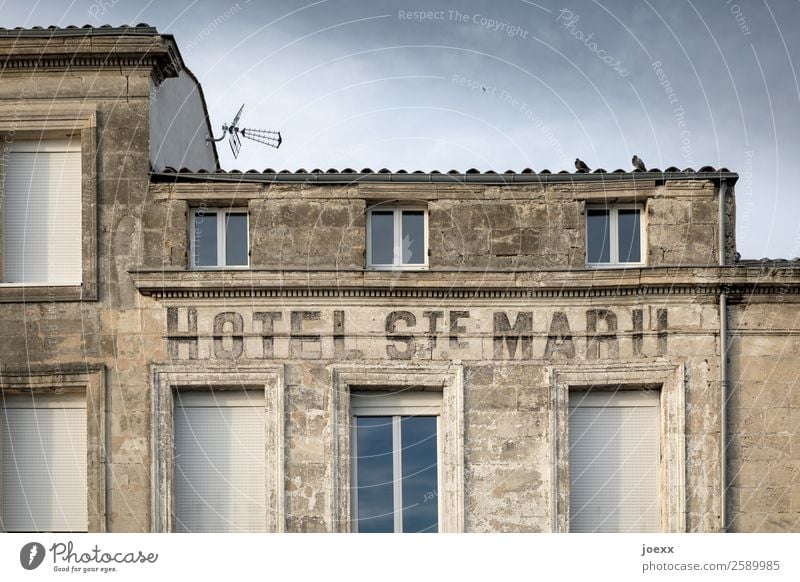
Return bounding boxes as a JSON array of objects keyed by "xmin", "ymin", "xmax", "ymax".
[
  {"xmin": 0, "ymin": 63, "xmax": 156, "ymax": 531},
  {"xmin": 0, "ymin": 32, "xmax": 792, "ymax": 535},
  {"xmin": 155, "ymin": 298, "xmax": 723, "ymax": 532},
  {"xmin": 728, "ymin": 300, "xmax": 800, "ymax": 532},
  {"xmin": 149, "ymin": 179, "xmax": 728, "ymax": 271},
  {"xmin": 648, "ymin": 180, "xmax": 732, "ymax": 266}
]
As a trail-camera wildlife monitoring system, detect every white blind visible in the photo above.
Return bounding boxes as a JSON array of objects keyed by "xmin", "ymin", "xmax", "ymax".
[
  {"xmin": 568, "ymin": 392, "xmax": 659, "ymax": 533},
  {"xmin": 3, "ymin": 140, "xmax": 82, "ymax": 285},
  {"xmin": 174, "ymin": 391, "xmax": 266, "ymax": 533},
  {"xmin": 2, "ymin": 393, "xmax": 87, "ymax": 532}
]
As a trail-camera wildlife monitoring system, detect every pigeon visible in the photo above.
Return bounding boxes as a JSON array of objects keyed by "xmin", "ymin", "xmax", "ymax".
[
  {"xmin": 632, "ymin": 155, "xmax": 647, "ymax": 171},
  {"xmin": 574, "ymin": 158, "xmax": 590, "ymax": 172}
]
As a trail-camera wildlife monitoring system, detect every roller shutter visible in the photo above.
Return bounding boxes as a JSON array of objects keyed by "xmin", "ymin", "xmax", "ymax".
[
  {"xmin": 1, "ymin": 392, "xmax": 87, "ymax": 532},
  {"xmin": 3, "ymin": 139, "xmax": 82, "ymax": 285},
  {"xmin": 568, "ymin": 390, "xmax": 660, "ymax": 533},
  {"xmin": 174, "ymin": 390, "xmax": 266, "ymax": 532}
]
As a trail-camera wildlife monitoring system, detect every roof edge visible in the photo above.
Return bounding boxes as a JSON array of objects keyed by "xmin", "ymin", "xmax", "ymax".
[{"xmin": 150, "ymin": 169, "xmax": 740, "ymax": 185}]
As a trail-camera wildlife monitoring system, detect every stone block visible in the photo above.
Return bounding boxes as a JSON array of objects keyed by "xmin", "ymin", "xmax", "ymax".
[
  {"xmin": 468, "ymin": 384, "xmax": 517, "ymax": 410},
  {"xmin": 490, "ymin": 229, "xmax": 520, "ymax": 256},
  {"xmin": 465, "ymin": 364, "xmax": 494, "ymax": 386}
]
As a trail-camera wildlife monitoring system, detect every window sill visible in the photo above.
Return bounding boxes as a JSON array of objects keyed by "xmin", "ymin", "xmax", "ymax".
[
  {"xmin": 366, "ymin": 265, "xmax": 430, "ymax": 271},
  {"xmin": 585, "ymin": 263, "xmax": 646, "ymax": 269},
  {"xmin": 188, "ymin": 266, "xmax": 251, "ymax": 271},
  {"xmin": 0, "ymin": 284, "xmax": 91, "ymax": 303}
]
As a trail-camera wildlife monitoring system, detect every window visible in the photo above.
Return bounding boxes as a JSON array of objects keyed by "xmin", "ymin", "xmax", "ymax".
[
  {"xmin": 585, "ymin": 205, "xmax": 644, "ymax": 266},
  {"xmin": 568, "ymin": 389, "xmax": 660, "ymax": 532},
  {"xmin": 351, "ymin": 390, "xmax": 440, "ymax": 533},
  {"xmin": 174, "ymin": 389, "xmax": 267, "ymax": 532},
  {"xmin": 367, "ymin": 206, "xmax": 427, "ymax": 268},
  {"xmin": 2, "ymin": 139, "xmax": 82, "ymax": 285},
  {"xmin": 0, "ymin": 366, "xmax": 105, "ymax": 533},
  {"xmin": 0, "ymin": 109, "xmax": 98, "ymax": 302},
  {"xmin": 151, "ymin": 365, "xmax": 284, "ymax": 533},
  {"xmin": 1, "ymin": 392, "xmax": 87, "ymax": 532},
  {"xmin": 189, "ymin": 208, "xmax": 249, "ymax": 268}
]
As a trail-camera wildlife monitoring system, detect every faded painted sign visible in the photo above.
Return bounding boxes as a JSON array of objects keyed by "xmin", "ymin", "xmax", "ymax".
[{"xmin": 165, "ymin": 306, "xmax": 671, "ymax": 361}]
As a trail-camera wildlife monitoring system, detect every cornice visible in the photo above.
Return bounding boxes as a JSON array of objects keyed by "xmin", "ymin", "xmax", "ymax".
[{"xmin": 129, "ymin": 267, "xmax": 800, "ymax": 300}]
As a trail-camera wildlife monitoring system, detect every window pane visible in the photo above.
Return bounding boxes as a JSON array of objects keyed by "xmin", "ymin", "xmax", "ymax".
[
  {"xmin": 400, "ymin": 416, "xmax": 438, "ymax": 532},
  {"xmin": 225, "ymin": 213, "xmax": 248, "ymax": 266},
  {"xmin": 617, "ymin": 209, "xmax": 641, "ymax": 263},
  {"xmin": 401, "ymin": 211, "xmax": 425, "ymax": 265},
  {"xmin": 355, "ymin": 416, "xmax": 395, "ymax": 532},
  {"xmin": 586, "ymin": 209, "xmax": 610, "ymax": 263},
  {"xmin": 370, "ymin": 211, "xmax": 394, "ymax": 265},
  {"xmin": 193, "ymin": 212, "xmax": 218, "ymax": 267}
]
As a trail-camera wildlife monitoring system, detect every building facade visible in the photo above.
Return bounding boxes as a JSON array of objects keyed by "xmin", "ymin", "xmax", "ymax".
[{"xmin": 0, "ymin": 26, "xmax": 798, "ymax": 533}]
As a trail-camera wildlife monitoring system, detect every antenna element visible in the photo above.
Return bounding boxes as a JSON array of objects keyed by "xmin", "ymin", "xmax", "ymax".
[{"xmin": 208, "ymin": 104, "xmax": 282, "ymax": 158}]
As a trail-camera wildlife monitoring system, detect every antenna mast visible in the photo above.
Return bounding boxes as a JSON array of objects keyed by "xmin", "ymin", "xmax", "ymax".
[{"xmin": 208, "ymin": 104, "xmax": 282, "ymax": 158}]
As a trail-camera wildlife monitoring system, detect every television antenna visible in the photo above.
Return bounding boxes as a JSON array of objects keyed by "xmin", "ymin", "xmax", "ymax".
[{"xmin": 207, "ymin": 104, "xmax": 282, "ymax": 159}]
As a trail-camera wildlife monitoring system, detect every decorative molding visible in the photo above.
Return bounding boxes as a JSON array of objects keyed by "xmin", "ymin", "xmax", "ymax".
[
  {"xmin": 1, "ymin": 56, "xmax": 159, "ymax": 70},
  {"xmin": 136, "ymin": 285, "xmax": 800, "ymax": 301}
]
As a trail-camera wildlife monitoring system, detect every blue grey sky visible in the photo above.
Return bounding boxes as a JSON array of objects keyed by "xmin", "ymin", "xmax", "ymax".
[{"xmin": 3, "ymin": 0, "xmax": 799, "ymax": 259}]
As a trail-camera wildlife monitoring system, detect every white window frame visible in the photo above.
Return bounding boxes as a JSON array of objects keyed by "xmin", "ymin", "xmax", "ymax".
[
  {"xmin": 585, "ymin": 203, "xmax": 645, "ymax": 268},
  {"xmin": 366, "ymin": 205, "xmax": 429, "ymax": 270},
  {"xmin": 330, "ymin": 364, "xmax": 464, "ymax": 533},
  {"xmin": 188, "ymin": 207, "xmax": 250, "ymax": 269},
  {"xmin": 350, "ymin": 391, "xmax": 442, "ymax": 533}
]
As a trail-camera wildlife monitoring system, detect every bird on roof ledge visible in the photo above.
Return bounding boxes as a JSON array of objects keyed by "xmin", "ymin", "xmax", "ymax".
[
  {"xmin": 632, "ymin": 155, "xmax": 647, "ymax": 171},
  {"xmin": 574, "ymin": 158, "xmax": 590, "ymax": 172}
]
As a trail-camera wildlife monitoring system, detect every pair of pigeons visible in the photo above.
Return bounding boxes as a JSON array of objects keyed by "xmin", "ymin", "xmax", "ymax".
[{"xmin": 574, "ymin": 155, "xmax": 647, "ymax": 172}]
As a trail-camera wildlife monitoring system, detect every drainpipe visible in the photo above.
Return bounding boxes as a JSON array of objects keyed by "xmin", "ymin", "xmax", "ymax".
[{"xmin": 718, "ymin": 179, "xmax": 729, "ymax": 532}]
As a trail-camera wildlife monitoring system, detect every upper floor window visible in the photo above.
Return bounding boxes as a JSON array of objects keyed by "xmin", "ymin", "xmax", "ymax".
[
  {"xmin": 367, "ymin": 206, "xmax": 428, "ymax": 269},
  {"xmin": 586, "ymin": 204, "xmax": 644, "ymax": 267},
  {"xmin": 189, "ymin": 208, "xmax": 249, "ymax": 269},
  {"xmin": 2, "ymin": 139, "xmax": 82, "ymax": 285}
]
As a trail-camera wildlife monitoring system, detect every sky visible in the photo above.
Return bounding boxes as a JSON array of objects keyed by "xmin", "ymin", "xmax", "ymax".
[{"xmin": 3, "ymin": 0, "xmax": 800, "ymax": 259}]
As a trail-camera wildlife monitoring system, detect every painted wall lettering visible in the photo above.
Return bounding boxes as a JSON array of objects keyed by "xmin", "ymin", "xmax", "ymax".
[
  {"xmin": 423, "ymin": 311, "xmax": 444, "ymax": 351},
  {"xmin": 386, "ymin": 310, "xmax": 416, "ymax": 359},
  {"xmin": 290, "ymin": 311, "xmax": 322, "ymax": 359},
  {"xmin": 167, "ymin": 307, "xmax": 198, "ymax": 359},
  {"xmin": 212, "ymin": 312, "xmax": 244, "ymax": 359},
  {"xmin": 254, "ymin": 311, "xmax": 282, "ymax": 358},
  {"xmin": 334, "ymin": 310, "xmax": 363, "ymax": 359},
  {"xmin": 632, "ymin": 309, "xmax": 644, "ymax": 356},
  {"xmin": 544, "ymin": 312, "xmax": 575, "ymax": 359},
  {"xmin": 493, "ymin": 311, "xmax": 533, "ymax": 359},
  {"xmin": 161, "ymin": 306, "xmax": 669, "ymax": 361},
  {"xmin": 586, "ymin": 309, "xmax": 619, "ymax": 359},
  {"xmin": 657, "ymin": 308, "xmax": 668, "ymax": 356},
  {"xmin": 449, "ymin": 311, "xmax": 470, "ymax": 349}
]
